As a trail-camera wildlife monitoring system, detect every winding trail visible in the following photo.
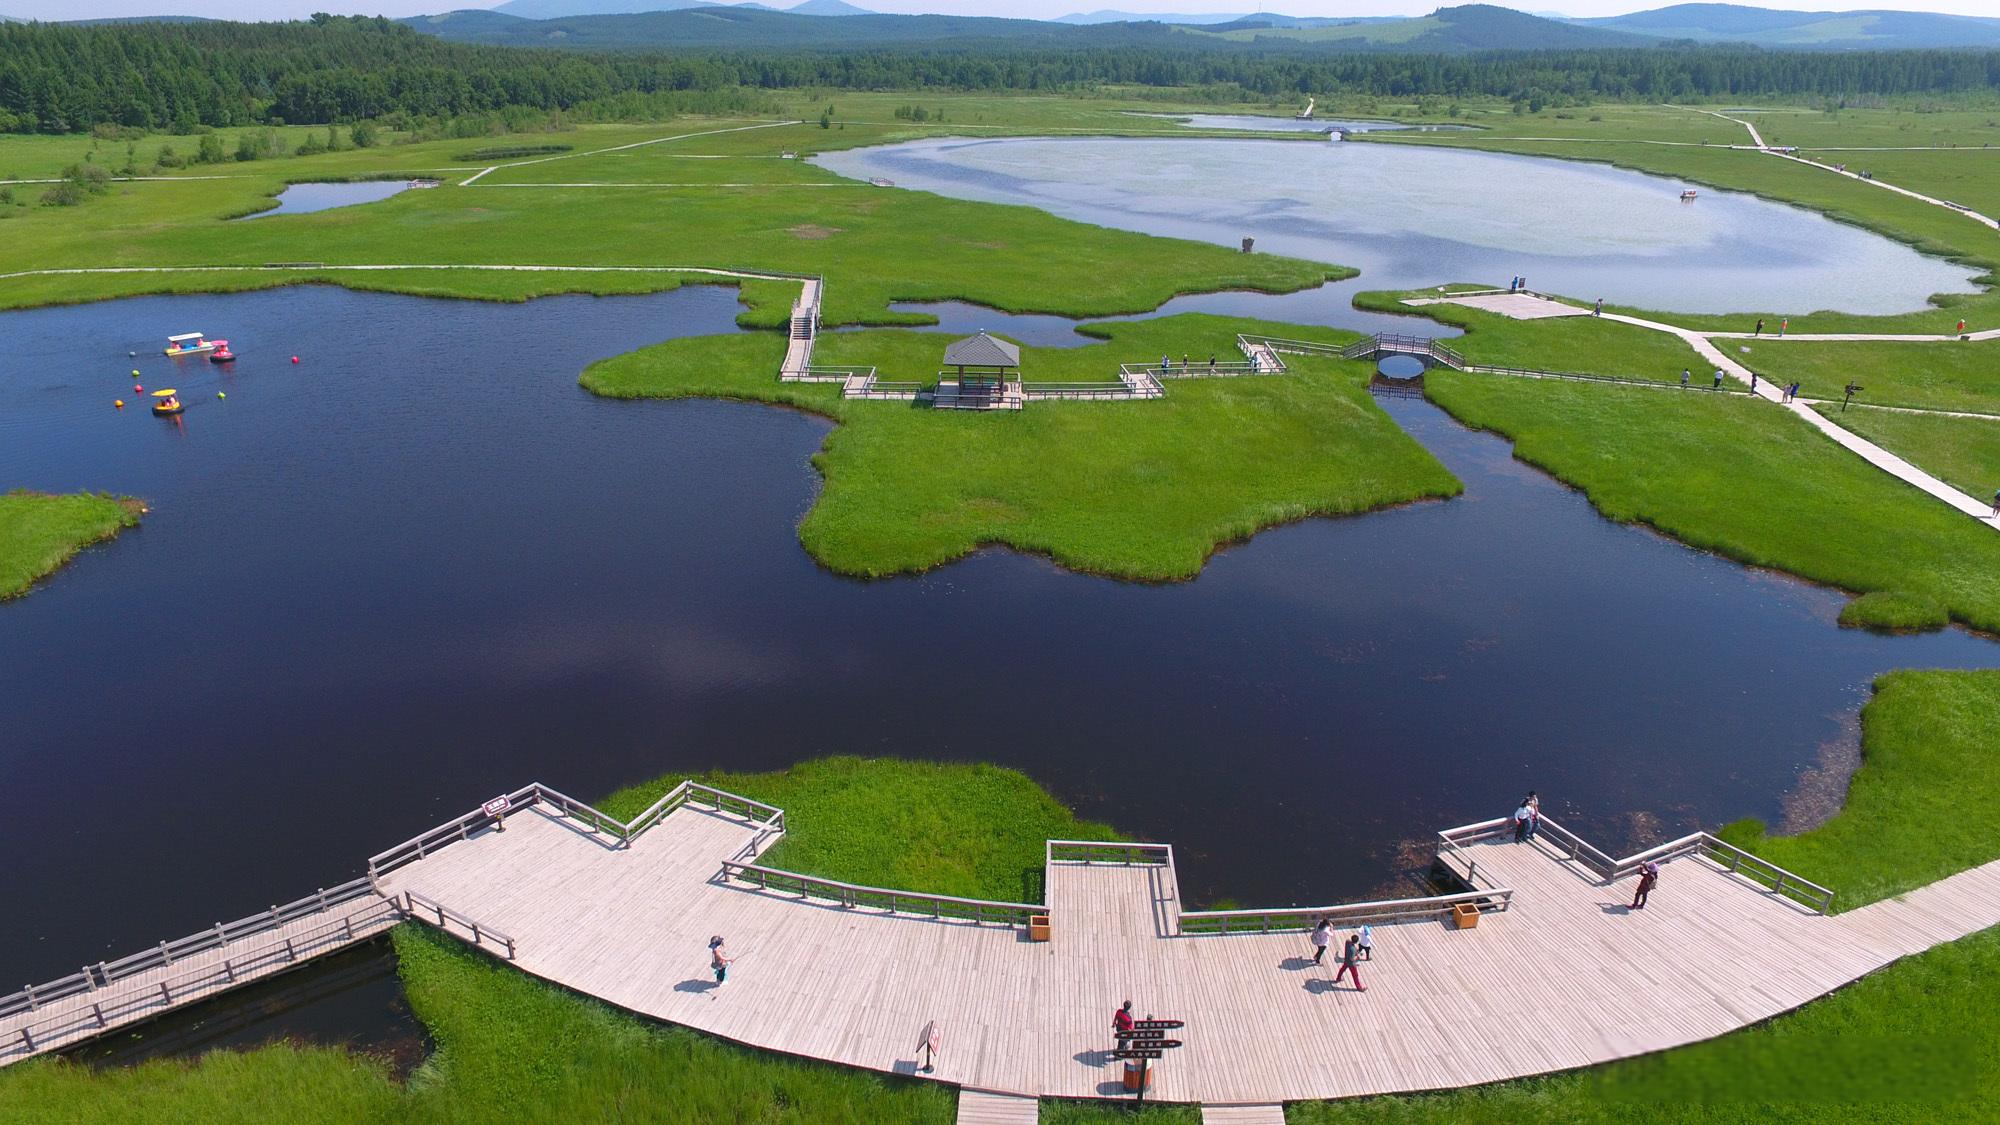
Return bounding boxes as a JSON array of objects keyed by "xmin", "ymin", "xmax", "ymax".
[
  {"xmin": 1607, "ymin": 309, "xmax": 2000, "ymax": 529},
  {"xmin": 1673, "ymin": 106, "xmax": 2000, "ymax": 234}
]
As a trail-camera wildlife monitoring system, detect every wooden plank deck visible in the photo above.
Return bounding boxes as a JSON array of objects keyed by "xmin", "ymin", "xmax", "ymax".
[
  {"xmin": 369, "ymin": 804, "xmax": 2000, "ymax": 1104},
  {"xmin": 0, "ymin": 894, "xmax": 401, "ymax": 1063},
  {"xmin": 957, "ymin": 1088, "xmax": 1038, "ymax": 1124}
]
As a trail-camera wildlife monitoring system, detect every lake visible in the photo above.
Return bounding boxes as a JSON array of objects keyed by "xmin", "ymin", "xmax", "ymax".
[
  {"xmin": 5, "ymin": 284, "xmax": 1996, "ymax": 987},
  {"xmin": 813, "ymin": 136, "xmax": 1980, "ymax": 316},
  {"xmin": 238, "ymin": 180, "xmax": 412, "ymax": 219}
]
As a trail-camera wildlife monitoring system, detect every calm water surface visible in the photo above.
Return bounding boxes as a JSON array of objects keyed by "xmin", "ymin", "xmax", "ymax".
[
  {"xmin": 5, "ymin": 285, "xmax": 1998, "ymax": 987},
  {"xmin": 814, "ymin": 137, "xmax": 1979, "ymax": 316},
  {"xmin": 1129, "ymin": 113, "xmax": 1471, "ymax": 135},
  {"xmin": 239, "ymin": 180, "xmax": 411, "ymax": 219}
]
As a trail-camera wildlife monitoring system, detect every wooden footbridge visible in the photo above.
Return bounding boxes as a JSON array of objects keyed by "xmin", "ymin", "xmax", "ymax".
[{"xmin": 12, "ymin": 780, "xmax": 2000, "ymax": 1112}]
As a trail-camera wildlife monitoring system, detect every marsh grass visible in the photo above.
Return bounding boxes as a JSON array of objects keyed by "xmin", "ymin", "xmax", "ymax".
[
  {"xmin": 582, "ymin": 313, "xmax": 1462, "ymax": 580},
  {"xmin": 0, "ymin": 490, "xmax": 142, "ymax": 599}
]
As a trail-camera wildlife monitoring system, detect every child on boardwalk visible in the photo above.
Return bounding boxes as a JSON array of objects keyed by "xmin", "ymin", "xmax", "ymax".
[
  {"xmin": 1310, "ymin": 917, "xmax": 1333, "ymax": 965},
  {"xmin": 1358, "ymin": 925, "xmax": 1374, "ymax": 962},
  {"xmin": 1333, "ymin": 933, "xmax": 1366, "ymax": 991},
  {"xmin": 709, "ymin": 935, "xmax": 733, "ymax": 984}
]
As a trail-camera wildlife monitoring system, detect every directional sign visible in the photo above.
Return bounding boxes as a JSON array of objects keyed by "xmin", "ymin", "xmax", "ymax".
[
  {"xmin": 1112, "ymin": 1048, "xmax": 1162, "ymax": 1060},
  {"xmin": 1133, "ymin": 1018, "xmax": 1183, "ymax": 1030},
  {"xmin": 1117, "ymin": 1029, "xmax": 1167, "ymax": 1038}
]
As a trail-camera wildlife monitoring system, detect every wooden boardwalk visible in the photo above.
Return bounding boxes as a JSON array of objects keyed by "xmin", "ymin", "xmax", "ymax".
[
  {"xmin": 0, "ymin": 893, "xmax": 401, "ymax": 1063},
  {"xmin": 368, "ymin": 798, "xmax": 2000, "ymax": 1104}
]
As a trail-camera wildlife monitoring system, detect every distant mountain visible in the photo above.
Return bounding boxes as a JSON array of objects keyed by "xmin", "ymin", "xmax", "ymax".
[
  {"xmin": 789, "ymin": 0, "xmax": 872, "ymax": 13},
  {"xmin": 1580, "ymin": 4, "xmax": 2000, "ymax": 49},
  {"xmin": 1055, "ymin": 10, "xmax": 1286, "ymax": 24},
  {"xmin": 411, "ymin": 2, "xmax": 1656, "ymax": 52},
  {"xmin": 492, "ymin": 0, "xmax": 738, "ymax": 18},
  {"xmin": 408, "ymin": 6, "xmax": 1176, "ymax": 49},
  {"xmin": 1179, "ymin": 5, "xmax": 1660, "ymax": 50}
]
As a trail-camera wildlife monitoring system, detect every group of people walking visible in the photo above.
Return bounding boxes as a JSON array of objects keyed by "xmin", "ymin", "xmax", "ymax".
[{"xmin": 1308, "ymin": 917, "xmax": 1372, "ymax": 991}]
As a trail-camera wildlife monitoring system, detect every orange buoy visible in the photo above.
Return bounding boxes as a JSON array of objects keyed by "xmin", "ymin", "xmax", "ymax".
[{"xmin": 115, "ymin": 399, "xmax": 125, "ymax": 408}]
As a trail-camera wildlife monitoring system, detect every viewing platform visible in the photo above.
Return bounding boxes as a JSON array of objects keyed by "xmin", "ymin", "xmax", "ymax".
[{"xmin": 12, "ymin": 780, "xmax": 1998, "ymax": 1107}]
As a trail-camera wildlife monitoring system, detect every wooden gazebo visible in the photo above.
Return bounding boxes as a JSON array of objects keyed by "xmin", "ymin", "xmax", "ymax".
[{"xmin": 936, "ymin": 331, "xmax": 1023, "ymax": 410}]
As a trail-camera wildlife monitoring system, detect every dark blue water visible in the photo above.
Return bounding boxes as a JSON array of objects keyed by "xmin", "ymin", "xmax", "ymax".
[
  {"xmin": 238, "ymin": 181, "xmax": 410, "ymax": 219},
  {"xmin": 4, "ymin": 285, "xmax": 1997, "ymax": 989}
]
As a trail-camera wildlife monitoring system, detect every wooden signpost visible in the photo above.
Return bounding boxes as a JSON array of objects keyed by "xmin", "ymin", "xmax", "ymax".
[
  {"xmin": 916, "ymin": 1019, "xmax": 942, "ymax": 1074},
  {"xmin": 1113, "ymin": 1018, "xmax": 1184, "ymax": 1103},
  {"xmin": 483, "ymin": 795, "xmax": 510, "ymax": 831}
]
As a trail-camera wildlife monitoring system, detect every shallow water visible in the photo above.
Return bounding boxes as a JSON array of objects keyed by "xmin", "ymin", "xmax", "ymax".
[
  {"xmin": 1129, "ymin": 112, "xmax": 1471, "ymax": 135},
  {"xmin": 239, "ymin": 181, "xmax": 411, "ymax": 219},
  {"xmin": 59, "ymin": 938, "xmax": 427, "ymax": 1075},
  {"xmin": 814, "ymin": 136, "xmax": 1979, "ymax": 316},
  {"xmin": 4, "ymin": 285, "xmax": 1997, "ymax": 990}
]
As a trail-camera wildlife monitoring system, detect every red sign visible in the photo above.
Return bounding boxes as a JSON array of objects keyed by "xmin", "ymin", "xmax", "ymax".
[{"xmin": 483, "ymin": 796, "xmax": 511, "ymax": 818}]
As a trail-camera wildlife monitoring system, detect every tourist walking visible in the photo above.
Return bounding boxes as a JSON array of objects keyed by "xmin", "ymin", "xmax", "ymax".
[
  {"xmin": 709, "ymin": 935, "xmax": 733, "ymax": 985},
  {"xmin": 1713, "ymin": 368, "xmax": 1725, "ymax": 390},
  {"xmin": 1208, "ymin": 354, "xmax": 1217, "ymax": 372},
  {"xmin": 1310, "ymin": 917, "xmax": 1333, "ymax": 965},
  {"xmin": 1628, "ymin": 861, "xmax": 1660, "ymax": 910},
  {"xmin": 1112, "ymin": 999, "xmax": 1135, "ymax": 1043},
  {"xmin": 1332, "ymin": 933, "xmax": 1366, "ymax": 991},
  {"xmin": 1358, "ymin": 924, "xmax": 1374, "ymax": 962},
  {"xmin": 1513, "ymin": 800, "xmax": 1534, "ymax": 843},
  {"xmin": 1594, "ymin": 297, "xmax": 1603, "ymax": 316},
  {"xmin": 1958, "ymin": 319, "xmax": 1968, "ymax": 336},
  {"xmin": 1991, "ymin": 488, "xmax": 1999, "ymax": 517},
  {"xmin": 1754, "ymin": 318, "xmax": 1764, "ymax": 336},
  {"xmin": 1182, "ymin": 353, "xmax": 1190, "ymax": 371},
  {"xmin": 1680, "ymin": 368, "xmax": 1691, "ymax": 389},
  {"xmin": 1161, "ymin": 354, "xmax": 1170, "ymax": 375},
  {"xmin": 1779, "ymin": 318, "xmax": 1789, "ymax": 337}
]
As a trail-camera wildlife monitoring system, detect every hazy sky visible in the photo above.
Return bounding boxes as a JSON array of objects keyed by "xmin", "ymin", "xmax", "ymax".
[{"xmin": 9, "ymin": 0, "xmax": 1997, "ymax": 28}]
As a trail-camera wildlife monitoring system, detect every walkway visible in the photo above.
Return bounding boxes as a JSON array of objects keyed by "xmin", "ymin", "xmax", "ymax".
[
  {"xmin": 1406, "ymin": 290, "xmax": 2000, "ymax": 532},
  {"xmin": 0, "ymin": 892, "xmax": 401, "ymax": 1062},
  {"xmin": 1677, "ymin": 106, "xmax": 2000, "ymax": 233},
  {"xmin": 362, "ymin": 793, "xmax": 2000, "ymax": 1104}
]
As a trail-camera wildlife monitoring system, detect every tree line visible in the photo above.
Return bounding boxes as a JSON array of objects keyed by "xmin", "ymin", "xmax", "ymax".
[{"xmin": 1, "ymin": 15, "xmax": 1995, "ymax": 136}]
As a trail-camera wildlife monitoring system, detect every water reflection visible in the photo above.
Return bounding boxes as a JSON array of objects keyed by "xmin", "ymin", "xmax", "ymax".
[
  {"xmin": 814, "ymin": 136, "xmax": 1979, "ymax": 315},
  {"xmin": 238, "ymin": 181, "xmax": 411, "ymax": 219},
  {"xmin": 3, "ymin": 285, "xmax": 1995, "ymax": 991}
]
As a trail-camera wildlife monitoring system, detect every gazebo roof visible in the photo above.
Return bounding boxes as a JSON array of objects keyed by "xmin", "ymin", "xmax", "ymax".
[{"xmin": 942, "ymin": 331, "xmax": 1021, "ymax": 368}]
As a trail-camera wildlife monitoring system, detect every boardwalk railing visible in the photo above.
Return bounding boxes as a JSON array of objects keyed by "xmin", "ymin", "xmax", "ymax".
[
  {"xmin": 4, "ymin": 895, "xmax": 403, "ymax": 1058},
  {"xmin": 1047, "ymin": 840, "xmax": 1173, "ymax": 865},
  {"xmin": 1445, "ymin": 814, "xmax": 1835, "ymax": 914},
  {"xmin": 1340, "ymin": 332, "xmax": 1467, "ymax": 370},
  {"xmin": 718, "ymin": 862, "xmax": 1041, "ymax": 926},
  {"xmin": 369, "ymin": 780, "xmax": 785, "ymax": 882},
  {"xmin": 402, "ymin": 891, "xmax": 517, "ymax": 959},
  {"xmin": 1462, "ymin": 362, "xmax": 1751, "ymax": 393},
  {"xmin": 1178, "ymin": 887, "xmax": 1512, "ymax": 935},
  {"xmin": 1025, "ymin": 379, "xmax": 1161, "ymax": 401},
  {"xmin": 0, "ymin": 876, "xmax": 387, "ymax": 1023}
]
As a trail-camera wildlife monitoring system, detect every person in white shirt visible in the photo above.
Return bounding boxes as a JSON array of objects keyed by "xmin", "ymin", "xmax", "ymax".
[{"xmin": 1309, "ymin": 917, "xmax": 1332, "ymax": 965}]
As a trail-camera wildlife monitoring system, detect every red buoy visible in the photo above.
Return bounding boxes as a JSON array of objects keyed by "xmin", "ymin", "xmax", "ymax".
[
  {"xmin": 134, "ymin": 384, "xmax": 143, "ymax": 393},
  {"xmin": 291, "ymin": 355, "xmax": 300, "ymax": 364}
]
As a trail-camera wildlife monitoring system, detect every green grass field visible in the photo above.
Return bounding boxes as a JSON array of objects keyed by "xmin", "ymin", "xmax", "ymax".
[
  {"xmin": 0, "ymin": 490, "xmax": 143, "ymax": 599},
  {"xmin": 1819, "ymin": 405, "xmax": 2000, "ymax": 503},
  {"xmin": 1354, "ymin": 287, "xmax": 1712, "ymax": 382},
  {"xmin": 582, "ymin": 313, "xmax": 1461, "ymax": 580},
  {"xmin": 1736, "ymin": 339, "xmax": 2000, "ymax": 414},
  {"xmin": 1421, "ymin": 371, "xmax": 2000, "ymax": 632}
]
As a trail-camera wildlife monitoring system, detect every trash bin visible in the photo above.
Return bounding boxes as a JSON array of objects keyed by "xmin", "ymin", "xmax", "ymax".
[
  {"xmin": 1452, "ymin": 902, "xmax": 1481, "ymax": 930},
  {"xmin": 1029, "ymin": 914, "xmax": 1051, "ymax": 942},
  {"xmin": 1122, "ymin": 1060, "xmax": 1152, "ymax": 1091}
]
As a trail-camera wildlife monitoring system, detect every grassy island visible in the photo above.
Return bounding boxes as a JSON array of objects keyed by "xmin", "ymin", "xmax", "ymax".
[
  {"xmin": 0, "ymin": 491, "xmax": 144, "ymax": 601},
  {"xmin": 583, "ymin": 314, "xmax": 1462, "ymax": 580}
]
